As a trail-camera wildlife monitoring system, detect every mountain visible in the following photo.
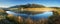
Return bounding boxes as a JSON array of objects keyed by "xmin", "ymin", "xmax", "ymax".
[{"xmin": 10, "ymin": 4, "xmax": 45, "ymax": 8}]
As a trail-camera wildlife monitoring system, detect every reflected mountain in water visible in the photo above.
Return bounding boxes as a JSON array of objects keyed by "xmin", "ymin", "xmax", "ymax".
[{"xmin": 6, "ymin": 11, "xmax": 53, "ymax": 20}]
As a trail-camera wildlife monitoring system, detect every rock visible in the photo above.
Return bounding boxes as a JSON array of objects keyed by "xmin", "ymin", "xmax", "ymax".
[
  {"xmin": 6, "ymin": 14, "xmax": 15, "ymax": 21},
  {"xmin": 0, "ymin": 9, "xmax": 8, "ymax": 20},
  {"xmin": 13, "ymin": 16, "xmax": 23, "ymax": 24},
  {"xmin": 25, "ymin": 18, "xmax": 34, "ymax": 24},
  {"xmin": 48, "ymin": 16, "xmax": 60, "ymax": 24},
  {"xmin": 0, "ymin": 9, "xmax": 6, "ymax": 13}
]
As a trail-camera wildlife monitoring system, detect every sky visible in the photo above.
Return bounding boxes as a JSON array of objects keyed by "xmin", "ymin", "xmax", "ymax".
[{"xmin": 0, "ymin": 0, "xmax": 60, "ymax": 8}]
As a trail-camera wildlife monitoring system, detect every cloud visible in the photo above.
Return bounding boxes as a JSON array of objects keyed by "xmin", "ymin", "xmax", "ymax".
[
  {"xmin": 0, "ymin": 3, "xmax": 8, "ymax": 8},
  {"xmin": 0, "ymin": 3, "xmax": 18, "ymax": 8},
  {"xmin": 0, "ymin": 6, "xmax": 10, "ymax": 8}
]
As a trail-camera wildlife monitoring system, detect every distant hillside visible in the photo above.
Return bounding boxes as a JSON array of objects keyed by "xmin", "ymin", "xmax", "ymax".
[
  {"xmin": 10, "ymin": 4, "xmax": 45, "ymax": 8},
  {"xmin": 49, "ymin": 7, "xmax": 60, "ymax": 9}
]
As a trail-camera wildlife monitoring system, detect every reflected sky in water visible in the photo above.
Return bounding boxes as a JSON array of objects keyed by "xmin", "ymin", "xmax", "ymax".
[
  {"xmin": 30, "ymin": 11, "xmax": 53, "ymax": 20},
  {"xmin": 6, "ymin": 11, "xmax": 53, "ymax": 20}
]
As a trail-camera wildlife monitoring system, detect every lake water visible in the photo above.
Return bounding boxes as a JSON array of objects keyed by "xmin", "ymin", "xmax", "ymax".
[{"xmin": 6, "ymin": 11, "xmax": 53, "ymax": 20}]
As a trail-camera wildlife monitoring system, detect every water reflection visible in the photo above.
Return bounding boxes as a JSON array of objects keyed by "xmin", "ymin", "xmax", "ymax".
[
  {"xmin": 30, "ymin": 11, "xmax": 53, "ymax": 20},
  {"xmin": 6, "ymin": 11, "xmax": 53, "ymax": 20}
]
